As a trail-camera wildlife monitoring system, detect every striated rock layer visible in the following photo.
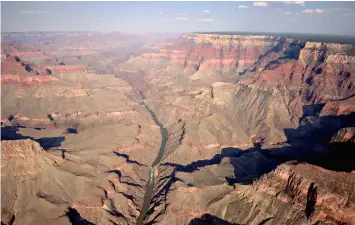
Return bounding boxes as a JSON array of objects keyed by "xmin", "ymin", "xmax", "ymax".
[{"xmin": 45, "ymin": 65, "xmax": 88, "ymax": 74}]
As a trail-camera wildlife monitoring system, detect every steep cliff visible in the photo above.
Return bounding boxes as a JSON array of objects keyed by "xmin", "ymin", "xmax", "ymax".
[{"xmin": 131, "ymin": 33, "xmax": 295, "ymax": 74}]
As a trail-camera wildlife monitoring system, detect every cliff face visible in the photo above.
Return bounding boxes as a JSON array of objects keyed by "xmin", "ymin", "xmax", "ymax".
[
  {"xmin": 1, "ymin": 56, "xmax": 29, "ymax": 75},
  {"xmin": 252, "ymin": 162, "xmax": 355, "ymax": 225},
  {"xmin": 253, "ymin": 164, "xmax": 355, "ymax": 224},
  {"xmin": 1, "ymin": 55, "xmax": 49, "ymax": 76},
  {"xmin": 138, "ymin": 33, "xmax": 355, "ymax": 78},
  {"xmin": 137, "ymin": 33, "xmax": 293, "ymax": 73}
]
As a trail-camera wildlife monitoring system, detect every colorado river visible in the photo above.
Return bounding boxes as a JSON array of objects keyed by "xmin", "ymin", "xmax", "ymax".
[{"xmin": 136, "ymin": 91, "xmax": 168, "ymax": 225}]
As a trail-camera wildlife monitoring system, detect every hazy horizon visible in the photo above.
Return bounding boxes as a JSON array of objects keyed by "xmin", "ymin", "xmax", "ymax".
[{"xmin": 2, "ymin": 30, "xmax": 355, "ymax": 37}]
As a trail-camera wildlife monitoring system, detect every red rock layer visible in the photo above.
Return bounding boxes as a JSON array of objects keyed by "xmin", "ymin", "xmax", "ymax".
[
  {"xmin": 1, "ymin": 56, "xmax": 27, "ymax": 75},
  {"xmin": 0, "ymin": 74, "xmax": 54, "ymax": 85},
  {"xmin": 137, "ymin": 34, "xmax": 290, "ymax": 72},
  {"xmin": 45, "ymin": 65, "xmax": 87, "ymax": 74},
  {"xmin": 255, "ymin": 162, "xmax": 355, "ymax": 225},
  {"xmin": 1, "ymin": 55, "xmax": 49, "ymax": 76}
]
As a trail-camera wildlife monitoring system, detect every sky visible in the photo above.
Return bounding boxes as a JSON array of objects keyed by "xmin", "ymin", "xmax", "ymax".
[{"xmin": 2, "ymin": 1, "xmax": 355, "ymax": 35}]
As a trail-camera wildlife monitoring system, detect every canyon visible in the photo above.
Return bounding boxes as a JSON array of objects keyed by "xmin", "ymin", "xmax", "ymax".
[{"xmin": 1, "ymin": 31, "xmax": 355, "ymax": 225}]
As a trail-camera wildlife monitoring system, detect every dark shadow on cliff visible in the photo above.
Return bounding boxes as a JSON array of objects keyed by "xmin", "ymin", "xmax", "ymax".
[
  {"xmin": 161, "ymin": 145, "xmax": 288, "ymax": 186},
  {"xmin": 284, "ymin": 110, "xmax": 355, "ymax": 146},
  {"xmin": 1, "ymin": 126, "xmax": 65, "ymax": 149},
  {"xmin": 1, "ymin": 126, "xmax": 27, "ymax": 140},
  {"xmin": 35, "ymin": 136, "xmax": 65, "ymax": 149},
  {"xmin": 107, "ymin": 168, "xmax": 143, "ymax": 188},
  {"xmin": 145, "ymin": 166, "xmax": 183, "ymax": 225},
  {"xmin": 108, "ymin": 151, "xmax": 148, "ymax": 190},
  {"xmin": 188, "ymin": 214, "xmax": 241, "ymax": 225},
  {"xmin": 145, "ymin": 105, "xmax": 355, "ymax": 223},
  {"xmin": 113, "ymin": 151, "xmax": 146, "ymax": 167},
  {"xmin": 160, "ymin": 110, "xmax": 355, "ymax": 185},
  {"xmin": 66, "ymin": 207, "xmax": 95, "ymax": 225},
  {"xmin": 284, "ymin": 108, "xmax": 355, "ymax": 172}
]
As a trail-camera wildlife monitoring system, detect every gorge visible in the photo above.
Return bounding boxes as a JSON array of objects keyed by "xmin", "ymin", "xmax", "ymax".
[
  {"xmin": 136, "ymin": 91, "xmax": 168, "ymax": 225},
  {"xmin": 1, "ymin": 31, "xmax": 355, "ymax": 225}
]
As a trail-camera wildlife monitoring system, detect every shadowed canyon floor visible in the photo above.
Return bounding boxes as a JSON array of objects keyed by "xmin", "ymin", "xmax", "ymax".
[{"xmin": 1, "ymin": 31, "xmax": 355, "ymax": 225}]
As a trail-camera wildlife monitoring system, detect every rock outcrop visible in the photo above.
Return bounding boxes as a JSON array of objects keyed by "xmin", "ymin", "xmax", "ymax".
[
  {"xmin": 1, "ymin": 56, "xmax": 29, "ymax": 75},
  {"xmin": 253, "ymin": 162, "xmax": 355, "ymax": 225},
  {"xmin": 331, "ymin": 127, "xmax": 355, "ymax": 143}
]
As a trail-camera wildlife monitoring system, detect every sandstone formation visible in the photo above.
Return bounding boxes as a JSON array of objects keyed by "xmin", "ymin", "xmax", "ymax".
[{"xmin": 45, "ymin": 65, "xmax": 88, "ymax": 75}]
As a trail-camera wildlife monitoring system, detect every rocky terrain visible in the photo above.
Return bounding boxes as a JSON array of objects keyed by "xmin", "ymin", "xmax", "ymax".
[{"xmin": 1, "ymin": 32, "xmax": 355, "ymax": 225}]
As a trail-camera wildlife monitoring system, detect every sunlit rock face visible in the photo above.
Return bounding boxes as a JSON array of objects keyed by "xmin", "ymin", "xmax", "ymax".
[{"xmin": 136, "ymin": 33, "xmax": 292, "ymax": 73}]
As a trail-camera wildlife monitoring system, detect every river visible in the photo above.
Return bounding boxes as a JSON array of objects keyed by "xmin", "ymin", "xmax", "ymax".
[{"xmin": 136, "ymin": 91, "xmax": 168, "ymax": 225}]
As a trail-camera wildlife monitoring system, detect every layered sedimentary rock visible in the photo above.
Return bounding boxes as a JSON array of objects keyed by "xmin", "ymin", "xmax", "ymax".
[
  {"xmin": 1, "ymin": 60, "xmax": 145, "ymax": 130},
  {"xmin": 1, "ymin": 74, "xmax": 54, "ymax": 85},
  {"xmin": 254, "ymin": 162, "xmax": 355, "ymax": 224},
  {"xmin": 2, "ymin": 31, "xmax": 355, "ymax": 225},
  {"xmin": 1, "ymin": 56, "xmax": 29, "ymax": 75},
  {"xmin": 1, "ymin": 55, "xmax": 49, "ymax": 76},
  {"xmin": 45, "ymin": 65, "xmax": 88, "ymax": 74},
  {"xmin": 1, "ymin": 63, "xmax": 163, "ymax": 225},
  {"xmin": 126, "ymin": 33, "xmax": 293, "ymax": 75}
]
